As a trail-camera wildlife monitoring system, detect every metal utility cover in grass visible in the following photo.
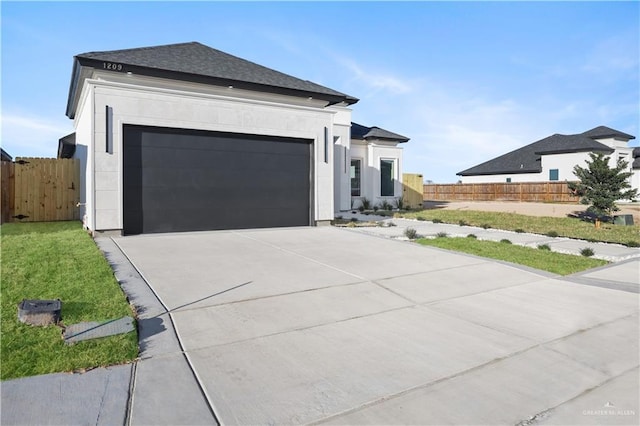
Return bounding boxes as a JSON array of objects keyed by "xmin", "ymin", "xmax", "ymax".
[
  {"xmin": 18, "ymin": 299, "xmax": 62, "ymax": 326},
  {"xmin": 64, "ymin": 316, "xmax": 135, "ymax": 344}
]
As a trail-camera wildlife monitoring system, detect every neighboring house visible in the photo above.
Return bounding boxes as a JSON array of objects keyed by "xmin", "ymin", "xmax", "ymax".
[
  {"xmin": 1, "ymin": 148, "xmax": 12, "ymax": 162},
  {"xmin": 457, "ymin": 126, "xmax": 638, "ymax": 191},
  {"xmin": 59, "ymin": 42, "xmax": 408, "ymax": 235},
  {"xmin": 347, "ymin": 123, "xmax": 409, "ymax": 209},
  {"xmin": 632, "ymin": 147, "xmax": 640, "ymax": 192}
]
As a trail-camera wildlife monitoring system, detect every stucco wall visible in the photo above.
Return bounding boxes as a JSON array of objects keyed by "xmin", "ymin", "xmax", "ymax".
[
  {"xmin": 75, "ymin": 76, "xmax": 343, "ymax": 232},
  {"xmin": 331, "ymin": 106, "xmax": 352, "ymax": 212},
  {"xmin": 73, "ymin": 84, "xmax": 94, "ymax": 230},
  {"xmin": 349, "ymin": 140, "xmax": 403, "ymax": 208}
]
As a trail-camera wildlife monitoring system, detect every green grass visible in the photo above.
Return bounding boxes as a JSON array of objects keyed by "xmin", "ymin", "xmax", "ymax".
[
  {"xmin": 400, "ymin": 210, "xmax": 640, "ymax": 246},
  {"xmin": 416, "ymin": 237, "xmax": 608, "ymax": 275},
  {"xmin": 1, "ymin": 222, "xmax": 138, "ymax": 380}
]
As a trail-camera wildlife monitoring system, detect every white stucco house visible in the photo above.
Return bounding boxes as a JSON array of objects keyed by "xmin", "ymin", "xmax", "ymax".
[
  {"xmin": 346, "ymin": 123, "xmax": 409, "ymax": 210},
  {"xmin": 457, "ymin": 126, "xmax": 639, "ymax": 193},
  {"xmin": 58, "ymin": 42, "xmax": 409, "ymax": 235}
]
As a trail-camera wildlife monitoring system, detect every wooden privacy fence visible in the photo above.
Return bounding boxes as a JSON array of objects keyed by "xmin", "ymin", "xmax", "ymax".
[
  {"xmin": 1, "ymin": 158, "xmax": 80, "ymax": 223},
  {"xmin": 423, "ymin": 181, "xmax": 580, "ymax": 203}
]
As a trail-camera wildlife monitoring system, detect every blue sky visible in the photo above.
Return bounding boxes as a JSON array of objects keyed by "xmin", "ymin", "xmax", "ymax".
[{"xmin": 2, "ymin": 1, "xmax": 638, "ymax": 183}]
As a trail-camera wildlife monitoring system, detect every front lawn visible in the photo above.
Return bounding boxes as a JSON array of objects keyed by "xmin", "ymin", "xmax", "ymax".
[
  {"xmin": 417, "ymin": 236, "xmax": 608, "ymax": 275},
  {"xmin": 1, "ymin": 222, "xmax": 138, "ymax": 380},
  {"xmin": 400, "ymin": 210, "xmax": 640, "ymax": 246}
]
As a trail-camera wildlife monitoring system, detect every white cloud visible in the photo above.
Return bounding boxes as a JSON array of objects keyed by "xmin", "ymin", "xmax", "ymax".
[
  {"xmin": 1, "ymin": 113, "xmax": 72, "ymax": 158},
  {"xmin": 581, "ymin": 32, "xmax": 639, "ymax": 77},
  {"xmin": 346, "ymin": 61, "xmax": 412, "ymax": 95}
]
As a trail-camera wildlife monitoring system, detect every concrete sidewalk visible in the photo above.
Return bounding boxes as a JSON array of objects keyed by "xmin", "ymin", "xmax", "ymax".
[
  {"xmin": 337, "ymin": 212, "xmax": 640, "ymax": 263},
  {"xmin": 2, "ymin": 226, "xmax": 638, "ymax": 425}
]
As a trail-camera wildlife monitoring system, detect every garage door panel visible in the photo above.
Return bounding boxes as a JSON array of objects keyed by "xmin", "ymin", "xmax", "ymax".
[{"xmin": 123, "ymin": 125, "xmax": 312, "ymax": 234}]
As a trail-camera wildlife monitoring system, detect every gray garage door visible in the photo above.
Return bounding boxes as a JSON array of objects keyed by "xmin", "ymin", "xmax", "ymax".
[{"xmin": 123, "ymin": 125, "xmax": 312, "ymax": 235}]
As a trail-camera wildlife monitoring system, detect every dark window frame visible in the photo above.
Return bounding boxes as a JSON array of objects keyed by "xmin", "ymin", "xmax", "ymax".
[
  {"xmin": 351, "ymin": 159, "xmax": 362, "ymax": 197},
  {"xmin": 380, "ymin": 159, "xmax": 395, "ymax": 197}
]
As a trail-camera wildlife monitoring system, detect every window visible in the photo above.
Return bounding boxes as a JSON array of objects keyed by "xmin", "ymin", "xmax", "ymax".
[
  {"xmin": 380, "ymin": 159, "xmax": 395, "ymax": 196},
  {"xmin": 506, "ymin": 178, "xmax": 512, "ymax": 183},
  {"xmin": 351, "ymin": 159, "xmax": 361, "ymax": 196},
  {"xmin": 549, "ymin": 169, "xmax": 559, "ymax": 181}
]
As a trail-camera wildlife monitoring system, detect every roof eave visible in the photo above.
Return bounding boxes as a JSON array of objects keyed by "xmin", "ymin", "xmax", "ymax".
[
  {"xmin": 534, "ymin": 147, "xmax": 614, "ymax": 155},
  {"xmin": 364, "ymin": 136, "xmax": 410, "ymax": 143},
  {"xmin": 65, "ymin": 58, "xmax": 81, "ymax": 119}
]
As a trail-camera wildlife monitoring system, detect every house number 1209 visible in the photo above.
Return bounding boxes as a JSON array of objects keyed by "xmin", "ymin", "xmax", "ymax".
[{"xmin": 103, "ymin": 62, "xmax": 123, "ymax": 71}]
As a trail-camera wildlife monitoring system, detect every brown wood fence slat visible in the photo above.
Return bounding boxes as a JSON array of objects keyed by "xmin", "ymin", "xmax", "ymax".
[
  {"xmin": 1, "ymin": 158, "xmax": 80, "ymax": 223},
  {"xmin": 423, "ymin": 181, "xmax": 579, "ymax": 203},
  {"xmin": 1, "ymin": 160, "xmax": 15, "ymax": 223}
]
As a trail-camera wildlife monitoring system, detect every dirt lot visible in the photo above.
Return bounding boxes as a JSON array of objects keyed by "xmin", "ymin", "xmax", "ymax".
[{"xmin": 423, "ymin": 200, "xmax": 640, "ymax": 223}]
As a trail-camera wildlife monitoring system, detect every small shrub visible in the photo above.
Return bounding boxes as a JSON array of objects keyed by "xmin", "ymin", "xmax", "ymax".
[
  {"xmin": 416, "ymin": 216, "xmax": 426, "ymax": 221},
  {"xmin": 481, "ymin": 224, "xmax": 491, "ymax": 229},
  {"xmin": 361, "ymin": 197, "xmax": 371, "ymax": 210},
  {"xmin": 500, "ymin": 239, "xmax": 512, "ymax": 244},
  {"xmin": 538, "ymin": 244, "xmax": 551, "ymax": 251},
  {"xmin": 432, "ymin": 218, "xmax": 443, "ymax": 224},
  {"xmin": 350, "ymin": 217, "xmax": 358, "ymax": 222},
  {"xmin": 358, "ymin": 205, "xmax": 365, "ymax": 212},
  {"xmin": 546, "ymin": 230, "xmax": 559, "ymax": 238},
  {"xmin": 580, "ymin": 247, "xmax": 595, "ymax": 257},
  {"xmin": 373, "ymin": 205, "xmax": 379, "ymax": 212},
  {"xmin": 626, "ymin": 240, "xmax": 640, "ymax": 248},
  {"xmin": 404, "ymin": 227, "xmax": 418, "ymax": 239},
  {"xmin": 514, "ymin": 228, "xmax": 525, "ymax": 233},
  {"xmin": 388, "ymin": 221, "xmax": 397, "ymax": 227},
  {"xmin": 467, "ymin": 234, "xmax": 477, "ymax": 239},
  {"xmin": 381, "ymin": 200, "xmax": 393, "ymax": 211},
  {"xmin": 436, "ymin": 232, "xmax": 448, "ymax": 238},
  {"xmin": 458, "ymin": 220, "xmax": 469, "ymax": 226},
  {"xmin": 394, "ymin": 197, "xmax": 405, "ymax": 210}
]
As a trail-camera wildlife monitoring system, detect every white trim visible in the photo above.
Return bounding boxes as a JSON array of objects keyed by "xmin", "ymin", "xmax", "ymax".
[{"xmin": 84, "ymin": 78, "xmax": 336, "ymax": 115}]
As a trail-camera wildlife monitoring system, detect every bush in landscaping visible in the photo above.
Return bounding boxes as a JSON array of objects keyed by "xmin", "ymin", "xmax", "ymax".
[
  {"xmin": 481, "ymin": 223, "xmax": 491, "ymax": 229},
  {"xmin": 514, "ymin": 228, "xmax": 525, "ymax": 233},
  {"xmin": 467, "ymin": 234, "xmax": 477, "ymax": 239},
  {"xmin": 458, "ymin": 220, "xmax": 469, "ymax": 226},
  {"xmin": 580, "ymin": 247, "xmax": 595, "ymax": 257},
  {"xmin": 500, "ymin": 239, "xmax": 512, "ymax": 244},
  {"xmin": 538, "ymin": 244, "xmax": 551, "ymax": 251},
  {"xmin": 404, "ymin": 227, "xmax": 418, "ymax": 239},
  {"xmin": 546, "ymin": 230, "xmax": 559, "ymax": 238},
  {"xmin": 361, "ymin": 197, "xmax": 371, "ymax": 210},
  {"xmin": 436, "ymin": 232, "xmax": 448, "ymax": 238},
  {"xmin": 626, "ymin": 240, "xmax": 640, "ymax": 248},
  {"xmin": 416, "ymin": 216, "xmax": 426, "ymax": 221},
  {"xmin": 432, "ymin": 218, "xmax": 443, "ymax": 224}
]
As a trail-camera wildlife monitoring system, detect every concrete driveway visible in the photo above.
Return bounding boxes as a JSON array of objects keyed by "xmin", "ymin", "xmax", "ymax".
[{"xmin": 114, "ymin": 226, "xmax": 639, "ymax": 425}]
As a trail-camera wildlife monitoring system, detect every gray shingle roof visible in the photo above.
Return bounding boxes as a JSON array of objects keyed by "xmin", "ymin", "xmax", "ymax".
[
  {"xmin": 66, "ymin": 42, "xmax": 358, "ymax": 118},
  {"xmin": 351, "ymin": 122, "xmax": 409, "ymax": 143},
  {"xmin": 457, "ymin": 130, "xmax": 617, "ymax": 177},
  {"xmin": 581, "ymin": 126, "xmax": 635, "ymax": 140}
]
